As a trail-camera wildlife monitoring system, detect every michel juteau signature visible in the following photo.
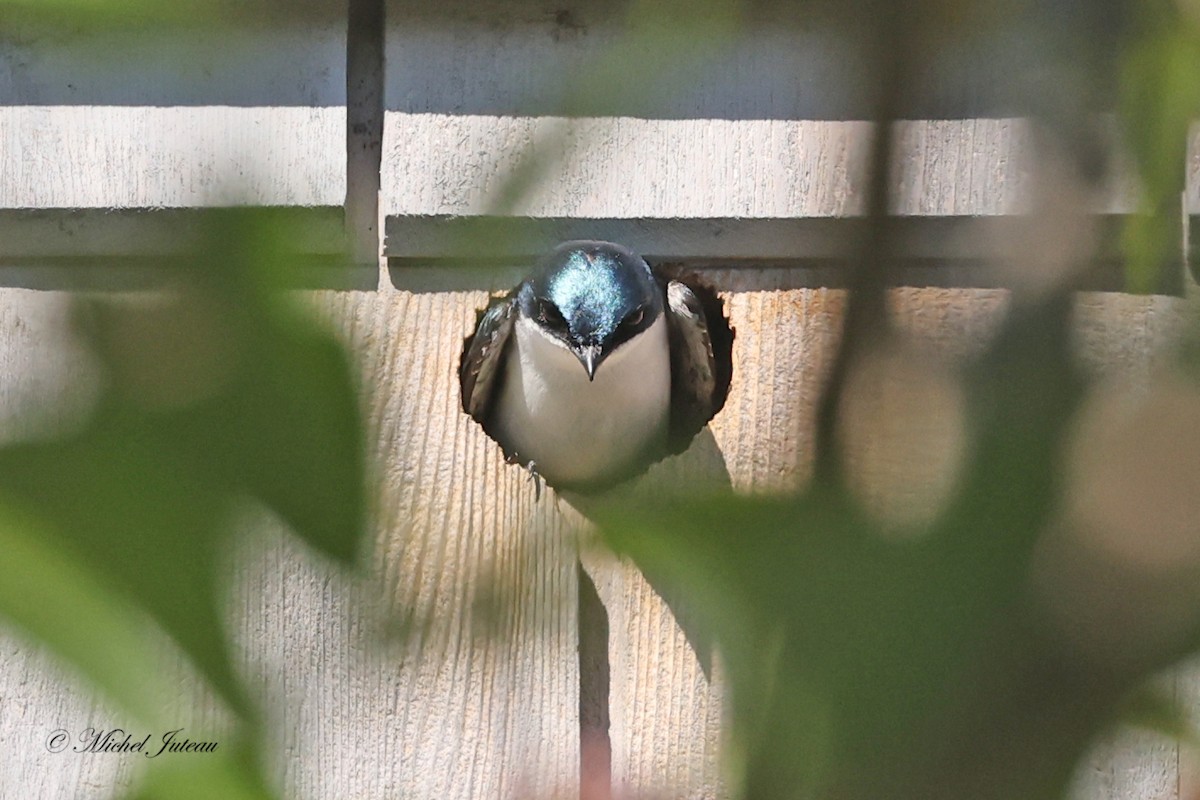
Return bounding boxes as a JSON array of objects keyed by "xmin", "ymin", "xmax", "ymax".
[{"xmin": 51, "ymin": 728, "xmax": 219, "ymax": 758}]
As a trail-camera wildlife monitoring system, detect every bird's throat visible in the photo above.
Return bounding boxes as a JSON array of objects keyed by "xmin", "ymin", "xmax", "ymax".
[{"xmin": 491, "ymin": 316, "xmax": 671, "ymax": 487}]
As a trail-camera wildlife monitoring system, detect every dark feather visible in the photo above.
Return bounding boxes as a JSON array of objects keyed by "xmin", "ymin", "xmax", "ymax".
[
  {"xmin": 663, "ymin": 278, "xmax": 725, "ymax": 452},
  {"xmin": 460, "ymin": 293, "xmax": 516, "ymax": 422}
]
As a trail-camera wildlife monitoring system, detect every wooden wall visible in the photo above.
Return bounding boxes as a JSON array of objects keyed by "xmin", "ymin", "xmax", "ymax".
[{"xmin": 0, "ymin": 3, "xmax": 1196, "ymax": 799}]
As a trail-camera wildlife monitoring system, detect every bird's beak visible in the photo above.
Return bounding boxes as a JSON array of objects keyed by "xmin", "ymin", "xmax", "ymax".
[{"xmin": 576, "ymin": 344, "xmax": 603, "ymax": 381}]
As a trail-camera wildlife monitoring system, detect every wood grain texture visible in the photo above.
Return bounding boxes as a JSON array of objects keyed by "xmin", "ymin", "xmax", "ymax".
[
  {"xmin": 2, "ymin": 17, "xmax": 346, "ymax": 210},
  {"xmin": 382, "ymin": 117, "xmax": 1042, "ymax": 220},
  {"xmin": 577, "ymin": 282, "xmax": 1189, "ymax": 800},
  {"xmin": 0, "ymin": 106, "xmax": 344, "ymax": 210},
  {"xmin": 0, "ymin": 290, "xmax": 231, "ymax": 800},
  {"xmin": 383, "ymin": 215, "xmax": 1140, "ymax": 270},
  {"xmin": 0, "ymin": 641, "xmax": 139, "ymax": 799},
  {"xmin": 280, "ymin": 286, "xmax": 582, "ymax": 800},
  {"xmin": 1, "ymin": 20, "xmax": 346, "ymax": 258},
  {"xmin": 581, "ymin": 548, "xmax": 727, "ymax": 800},
  {"xmin": 0, "ymin": 290, "xmax": 132, "ymax": 800},
  {"xmin": 0, "ymin": 7, "xmax": 1194, "ymax": 798},
  {"xmin": 0, "ymin": 288, "xmax": 1191, "ymax": 800},
  {"xmin": 0, "ymin": 284, "xmax": 582, "ymax": 800},
  {"xmin": 1069, "ymin": 728, "xmax": 1178, "ymax": 800},
  {"xmin": 1176, "ymin": 655, "xmax": 1200, "ymax": 800}
]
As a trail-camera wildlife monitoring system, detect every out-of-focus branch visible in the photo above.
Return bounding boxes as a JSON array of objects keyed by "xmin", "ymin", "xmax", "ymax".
[{"xmin": 813, "ymin": 2, "xmax": 915, "ymax": 485}]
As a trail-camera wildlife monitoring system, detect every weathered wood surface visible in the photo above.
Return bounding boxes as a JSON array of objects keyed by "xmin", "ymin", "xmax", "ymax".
[
  {"xmin": 0, "ymin": 284, "xmax": 584, "ymax": 800},
  {"xmin": 0, "ymin": 106, "xmax": 343, "ymax": 210},
  {"xmin": 0, "ymin": 22, "xmax": 345, "ymax": 260},
  {"xmin": 0, "ymin": 287, "xmax": 1190, "ymax": 800},
  {"xmin": 0, "ymin": 290, "xmax": 130, "ymax": 799},
  {"xmin": 382, "ymin": 118, "xmax": 1035, "ymax": 222},
  {"xmin": 294, "ymin": 286, "xmax": 581, "ymax": 800},
  {"xmin": 0, "ymin": 4, "xmax": 1196, "ymax": 800},
  {"xmin": 0, "ymin": 23, "xmax": 344, "ymax": 108}
]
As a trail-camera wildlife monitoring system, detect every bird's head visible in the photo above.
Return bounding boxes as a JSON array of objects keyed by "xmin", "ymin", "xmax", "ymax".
[{"xmin": 518, "ymin": 241, "xmax": 662, "ymax": 381}]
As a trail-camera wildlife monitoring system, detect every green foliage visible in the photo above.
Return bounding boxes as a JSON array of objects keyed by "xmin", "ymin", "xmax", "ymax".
[
  {"xmin": 598, "ymin": 4, "xmax": 1200, "ymax": 798},
  {"xmin": 3, "ymin": 1, "xmax": 1200, "ymax": 799},
  {"xmin": 0, "ymin": 0, "xmax": 339, "ymax": 31},
  {"xmin": 1120, "ymin": 1, "xmax": 1200, "ymax": 292},
  {"xmin": 0, "ymin": 211, "xmax": 366, "ymax": 799},
  {"xmin": 0, "ymin": 504, "xmax": 174, "ymax": 726},
  {"xmin": 599, "ymin": 296, "xmax": 1103, "ymax": 800}
]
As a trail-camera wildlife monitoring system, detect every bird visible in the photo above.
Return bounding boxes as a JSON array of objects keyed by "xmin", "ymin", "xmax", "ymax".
[{"xmin": 460, "ymin": 240, "xmax": 730, "ymax": 492}]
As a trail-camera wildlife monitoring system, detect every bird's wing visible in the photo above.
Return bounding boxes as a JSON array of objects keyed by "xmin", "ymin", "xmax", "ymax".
[
  {"xmin": 663, "ymin": 279, "xmax": 720, "ymax": 450},
  {"xmin": 460, "ymin": 293, "xmax": 517, "ymax": 422}
]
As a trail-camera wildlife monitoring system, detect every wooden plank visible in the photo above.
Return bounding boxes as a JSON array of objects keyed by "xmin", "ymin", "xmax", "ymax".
[
  {"xmin": 0, "ymin": 285, "xmax": 582, "ymax": 800},
  {"xmin": 0, "ymin": 106, "xmax": 344, "ymax": 210},
  {"xmin": 0, "ymin": 293, "xmax": 115, "ymax": 800},
  {"xmin": 581, "ymin": 281, "xmax": 1185, "ymax": 800},
  {"xmin": 346, "ymin": 0, "xmax": 386, "ymax": 265},
  {"xmin": 275, "ymin": 287, "xmax": 580, "ymax": 800},
  {"xmin": 379, "ymin": 0, "xmax": 1120, "ymax": 121},
  {"xmin": 382, "ymin": 118, "xmax": 1036, "ymax": 221},
  {"xmin": 0, "ymin": 209, "xmax": 347, "ymax": 258},
  {"xmin": 567, "ymin": 284, "xmax": 843, "ymax": 800},
  {"xmin": 382, "ymin": 214, "xmax": 1152, "ymax": 291},
  {"xmin": 2, "ymin": 21, "xmax": 346, "ymax": 257},
  {"xmin": 0, "ymin": 23, "xmax": 344, "ymax": 108},
  {"xmin": 1187, "ymin": 127, "xmax": 1200, "ymax": 281},
  {"xmin": 1188, "ymin": 126, "xmax": 1199, "ymax": 217},
  {"xmin": 0, "ymin": 642, "xmax": 139, "ymax": 799},
  {"xmin": 0, "ymin": 290, "xmax": 228, "ymax": 800},
  {"xmin": 382, "ymin": 2, "xmax": 858, "ymax": 121},
  {"xmin": 0, "ymin": 287, "xmax": 1190, "ymax": 800},
  {"xmin": 385, "ymin": 215, "xmax": 1125, "ymax": 262},
  {"xmin": 380, "ymin": 114, "xmax": 1167, "ymax": 288},
  {"xmin": 1069, "ymin": 729, "xmax": 1178, "ymax": 800},
  {"xmin": 0, "ymin": 208, "xmax": 363, "ymax": 289},
  {"xmin": 581, "ymin": 548, "xmax": 727, "ymax": 800}
]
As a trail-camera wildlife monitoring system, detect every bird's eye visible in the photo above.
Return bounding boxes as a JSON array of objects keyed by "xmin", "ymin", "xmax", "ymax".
[
  {"xmin": 622, "ymin": 308, "xmax": 645, "ymax": 329},
  {"xmin": 537, "ymin": 299, "xmax": 567, "ymax": 329}
]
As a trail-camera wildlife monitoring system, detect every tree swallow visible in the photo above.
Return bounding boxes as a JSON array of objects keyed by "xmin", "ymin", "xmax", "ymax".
[{"xmin": 460, "ymin": 240, "xmax": 731, "ymax": 491}]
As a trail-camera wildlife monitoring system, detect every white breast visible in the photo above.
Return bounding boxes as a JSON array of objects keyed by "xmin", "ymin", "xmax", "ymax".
[{"xmin": 490, "ymin": 315, "xmax": 671, "ymax": 486}]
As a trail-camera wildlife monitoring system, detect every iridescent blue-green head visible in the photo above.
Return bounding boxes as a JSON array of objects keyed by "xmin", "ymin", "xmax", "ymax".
[{"xmin": 518, "ymin": 240, "xmax": 662, "ymax": 381}]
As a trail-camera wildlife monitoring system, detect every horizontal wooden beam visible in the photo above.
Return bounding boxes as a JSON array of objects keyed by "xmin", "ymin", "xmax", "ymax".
[
  {"xmin": 0, "ymin": 208, "xmax": 374, "ymax": 290},
  {"xmin": 2, "ymin": 211, "xmax": 1188, "ymax": 294},
  {"xmin": 0, "ymin": 208, "xmax": 347, "ymax": 258},
  {"xmin": 384, "ymin": 214, "xmax": 1190, "ymax": 293},
  {"xmin": 1, "ymin": 106, "xmax": 345, "ymax": 208}
]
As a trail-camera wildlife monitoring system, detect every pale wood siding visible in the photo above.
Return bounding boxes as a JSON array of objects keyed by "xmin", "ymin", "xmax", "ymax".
[{"xmin": 0, "ymin": 3, "xmax": 1193, "ymax": 800}]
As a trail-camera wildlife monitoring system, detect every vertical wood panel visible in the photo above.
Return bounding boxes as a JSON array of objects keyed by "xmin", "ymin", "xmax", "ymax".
[
  {"xmin": 284, "ymin": 287, "xmax": 581, "ymax": 800},
  {"xmin": 0, "ymin": 290, "xmax": 133, "ymax": 800},
  {"xmin": 0, "ymin": 285, "xmax": 582, "ymax": 800},
  {"xmin": 0, "ymin": 5, "xmax": 1193, "ymax": 798},
  {"xmin": 347, "ymin": 0, "xmax": 385, "ymax": 264}
]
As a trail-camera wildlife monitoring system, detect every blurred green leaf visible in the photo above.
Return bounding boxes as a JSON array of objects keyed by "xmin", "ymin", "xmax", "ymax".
[
  {"xmin": 1119, "ymin": 6, "xmax": 1200, "ymax": 292},
  {"xmin": 1119, "ymin": 684, "xmax": 1199, "ymax": 746},
  {"xmin": 0, "ymin": 500, "xmax": 173, "ymax": 726},
  {"xmin": 598, "ymin": 294, "xmax": 1103, "ymax": 800},
  {"xmin": 129, "ymin": 743, "xmax": 276, "ymax": 800},
  {"xmin": 0, "ymin": 0, "xmax": 341, "ymax": 31},
  {"xmin": 0, "ymin": 420, "xmax": 246, "ymax": 712},
  {"xmin": 0, "ymin": 210, "xmax": 366, "ymax": 718}
]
